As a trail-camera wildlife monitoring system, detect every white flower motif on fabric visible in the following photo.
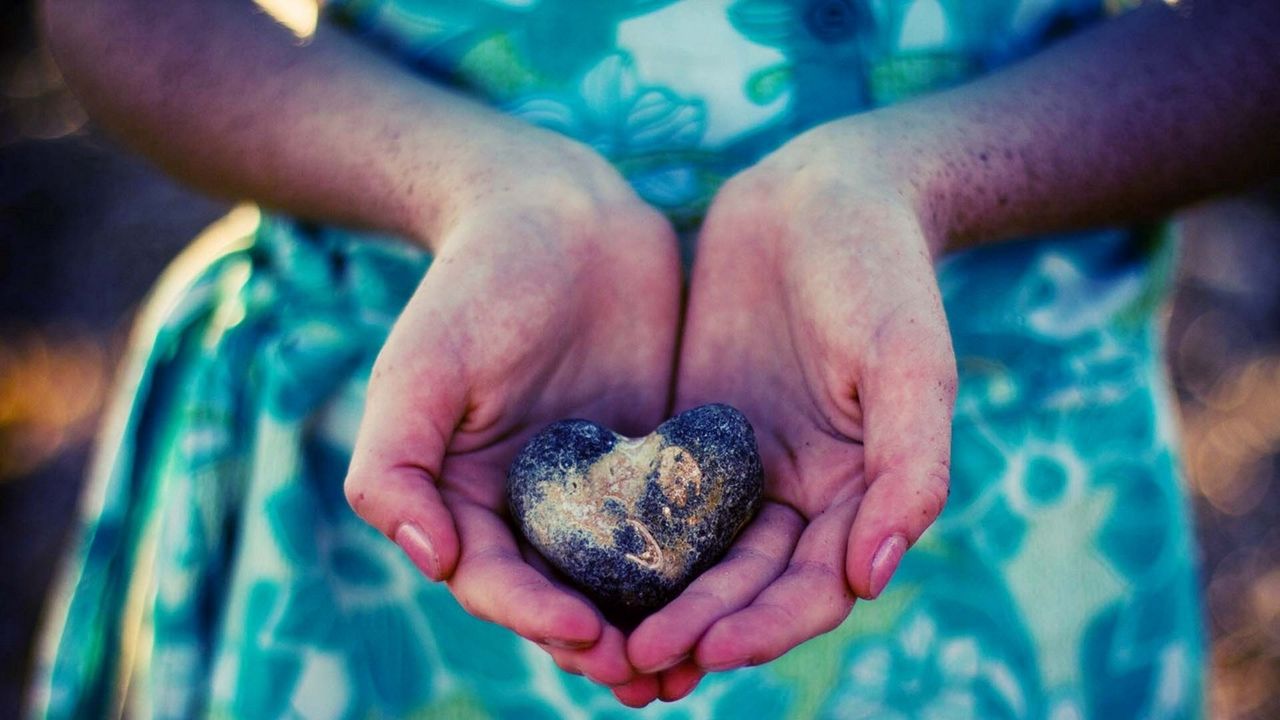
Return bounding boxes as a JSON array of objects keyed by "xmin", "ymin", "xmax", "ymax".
[
  {"xmin": 833, "ymin": 609, "xmax": 1031, "ymax": 719},
  {"xmin": 1018, "ymin": 252, "xmax": 1145, "ymax": 340},
  {"xmin": 897, "ymin": 0, "xmax": 953, "ymax": 51},
  {"xmin": 508, "ymin": 52, "xmax": 708, "ymax": 207},
  {"xmin": 618, "ymin": 0, "xmax": 788, "ymax": 146},
  {"xmin": 289, "ymin": 653, "xmax": 350, "ymax": 720}
]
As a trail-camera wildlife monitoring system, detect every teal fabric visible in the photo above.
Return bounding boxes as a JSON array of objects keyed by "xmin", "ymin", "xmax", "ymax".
[{"xmin": 33, "ymin": 1, "xmax": 1204, "ymax": 718}]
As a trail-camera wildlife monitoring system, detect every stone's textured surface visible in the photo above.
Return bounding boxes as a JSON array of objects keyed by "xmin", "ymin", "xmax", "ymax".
[{"xmin": 508, "ymin": 404, "xmax": 764, "ymax": 616}]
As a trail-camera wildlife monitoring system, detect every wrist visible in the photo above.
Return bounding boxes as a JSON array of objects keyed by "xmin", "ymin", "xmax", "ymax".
[
  {"xmin": 818, "ymin": 112, "xmax": 954, "ymax": 259},
  {"xmin": 402, "ymin": 118, "xmax": 641, "ymax": 257},
  {"xmin": 749, "ymin": 114, "xmax": 947, "ymax": 261}
]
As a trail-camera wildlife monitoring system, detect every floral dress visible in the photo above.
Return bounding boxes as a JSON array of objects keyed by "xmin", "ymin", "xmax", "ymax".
[{"xmin": 32, "ymin": 1, "xmax": 1204, "ymax": 718}]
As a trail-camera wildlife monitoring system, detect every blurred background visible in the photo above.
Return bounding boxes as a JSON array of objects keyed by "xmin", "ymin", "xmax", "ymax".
[{"xmin": 2, "ymin": 1, "xmax": 1278, "ymax": 717}]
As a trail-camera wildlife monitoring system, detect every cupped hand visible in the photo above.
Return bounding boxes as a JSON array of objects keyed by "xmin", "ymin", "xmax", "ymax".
[
  {"xmin": 628, "ymin": 119, "xmax": 957, "ymax": 687},
  {"xmin": 344, "ymin": 124, "xmax": 680, "ymax": 700}
]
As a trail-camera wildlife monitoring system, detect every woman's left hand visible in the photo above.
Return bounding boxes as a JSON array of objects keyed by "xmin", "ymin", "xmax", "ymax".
[{"xmin": 628, "ymin": 119, "xmax": 958, "ymax": 686}]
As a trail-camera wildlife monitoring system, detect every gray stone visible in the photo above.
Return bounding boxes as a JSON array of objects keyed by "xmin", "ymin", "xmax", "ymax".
[{"xmin": 507, "ymin": 404, "xmax": 764, "ymax": 620}]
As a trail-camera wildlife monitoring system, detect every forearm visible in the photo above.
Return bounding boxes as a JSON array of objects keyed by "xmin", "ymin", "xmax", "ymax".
[
  {"xmin": 39, "ymin": 0, "xmax": 528, "ymax": 249},
  {"xmin": 848, "ymin": 0, "xmax": 1280, "ymax": 253}
]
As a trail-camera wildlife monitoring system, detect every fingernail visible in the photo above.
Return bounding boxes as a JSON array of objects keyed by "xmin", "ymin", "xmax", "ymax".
[
  {"xmin": 395, "ymin": 522, "xmax": 440, "ymax": 581},
  {"xmin": 539, "ymin": 637, "xmax": 593, "ymax": 650},
  {"xmin": 698, "ymin": 658, "xmax": 746, "ymax": 673},
  {"xmin": 869, "ymin": 534, "xmax": 908, "ymax": 599},
  {"xmin": 645, "ymin": 651, "xmax": 690, "ymax": 674}
]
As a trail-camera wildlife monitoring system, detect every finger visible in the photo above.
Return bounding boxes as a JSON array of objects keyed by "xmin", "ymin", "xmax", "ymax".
[
  {"xmin": 611, "ymin": 674, "xmax": 661, "ymax": 708},
  {"xmin": 345, "ymin": 284, "xmax": 474, "ymax": 581},
  {"xmin": 658, "ymin": 660, "xmax": 705, "ymax": 702},
  {"xmin": 346, "ymin": 373, "xmax": 467, "ymax": 581},
  {"xmin": 346, "ymin": 465, "xmax": 460, "ymax": 582},
  {"xmin": 446, "ymin": 496, "xmax": 602, "ymax": 647},
  {"xmin": 540, "ymin": 624, "xmax": 635, "ymax": 687},
  {"xmin": 628, "ymin": 502, "xmax": 802, "ymax": 673},
  {"xmin": 847, "ymin": 314, "xmax": 956, "ymax": 600},
  {"xmin": 695, "ymin": 494, "xmax": 859, "ymax": 671}
]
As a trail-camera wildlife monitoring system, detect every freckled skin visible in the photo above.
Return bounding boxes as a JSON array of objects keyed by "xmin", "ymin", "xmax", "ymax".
[
  {"xmin": 508, "ymin": 404, "xmax": 763, "ymax": 619},
  {"xmin": 846, "ymin": 1, "xmax": 1280, "ymax": 254}
]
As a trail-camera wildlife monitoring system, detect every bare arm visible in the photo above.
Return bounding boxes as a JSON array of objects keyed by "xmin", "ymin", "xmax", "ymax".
[
  {"xmin": 778, "ymin": 0, "xmax": 1280, "ymax": 253},
  {"xmin": 41, "ymin": 0, "xmax": 684, "ymax": 701},
  {"xmin": 38, "ymin": 0, "xmax": 591, "ymax": 251},
  {"xmin": 627, "ymin": 0, "xmax": 1280, "ymax": 681},
  {"xmin": 925, "ymin": 0, "xmax": 1280, "ymax": 247}
]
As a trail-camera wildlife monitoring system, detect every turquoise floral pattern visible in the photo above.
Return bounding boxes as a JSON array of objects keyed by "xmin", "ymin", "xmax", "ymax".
[
  {"xmin": 34, "ymin": 2, "xmax": 1204, "ymax": 718},
  {"xmin": 507, "ymin": 51, "xmax": 712, "ymax": 209},
  {"xmin": 831, "ymin": 606, "xmax": 1039, "ymax": 719}
]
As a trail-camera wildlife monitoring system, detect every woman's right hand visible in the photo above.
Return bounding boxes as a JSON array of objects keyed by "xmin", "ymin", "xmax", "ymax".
[{"xmin": 343, "ymin": 123, "xmax": 682, "ymax": 702}]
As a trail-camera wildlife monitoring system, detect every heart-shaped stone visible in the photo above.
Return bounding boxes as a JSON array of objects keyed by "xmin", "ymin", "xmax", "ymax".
[{"xmin": 507, "ymin": 404, "xmax": 763, "ymax": 617}]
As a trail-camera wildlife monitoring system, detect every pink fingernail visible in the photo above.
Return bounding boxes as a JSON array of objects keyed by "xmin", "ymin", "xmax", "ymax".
[
  {"xmin": 540, "ymin": 637, "xmax": 593, "ymax": 651},
  {"xmin": 698, "ymin": 658, "xmax": 746, "ymax": 673},
  {"xmin": 647, "ymin": 651, "xmax": 690, "ymax": 674},
  {"xmin": 869, "ymin": 534, "xmax": 907, "ymax": 599},
  {"xmin": 395, "ymin": 522, "xmax": 440, "ymax": 580}
]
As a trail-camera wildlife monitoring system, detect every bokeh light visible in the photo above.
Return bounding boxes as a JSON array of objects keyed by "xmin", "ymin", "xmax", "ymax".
[
  {"xmin": 0, "ymin": 328, "xmax": 110, "ymax": 482},
  {"xmin": 1172, "ymin": 190, "xmax": 1280, "ymax": 720},
  {"xmin": 253, "ymin": 0, "xmax": 319, "ymax": 39}
]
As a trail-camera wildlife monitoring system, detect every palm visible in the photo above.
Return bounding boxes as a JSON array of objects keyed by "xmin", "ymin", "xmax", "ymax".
[
  {"xmin": 347, "ymin": 174, "xmax": 683, "ymax": 694},
  {"xmin": 677, "ymin": 231, "xmax": 870, "ymax": 519},
  {"xmin": 628, "ymin": 162, "xmax": 956, "ymax": 679}
]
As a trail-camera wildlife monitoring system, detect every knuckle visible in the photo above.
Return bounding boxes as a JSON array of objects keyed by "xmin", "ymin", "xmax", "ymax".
[
  {"xmin": 783, "ymin": 561, "xmax": 854, "ymax": 628},
  {"xmin": 343, "ymin": 472, "xmax": 373, "ymax": 520},
  {"xmin": 916, "ymin": 464, "xmax": 951, "ymax": 522},
  {"xmin": 512, "ymin": 575, "xmax": 555, "ymax": 598},
  {"xmin": 722, "ymin": 544, "xmax": 775, "ymax": 569},
  {"xmin": 676, "ymin": 587, "xmax": 729, "ymax": 617},
  {"xmin": 786, "ymin": 560, "xmax": 848, "ymax": 597},
  {"xmin": 755, "ymin": 600, "xmax": 799, "ymax": 629},
  {"xmin": 929, "ymin": 348, "xmax": 960, "ymax": 392}
]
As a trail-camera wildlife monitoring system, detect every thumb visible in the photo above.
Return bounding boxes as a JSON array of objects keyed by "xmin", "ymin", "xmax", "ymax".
[
  {"xmin": 344, "ymin": 314, "xmax": 467, "ymax": 582},
  {"xmin": 845, "ymin": 315, "xmax": 956, "ymax": 600}
]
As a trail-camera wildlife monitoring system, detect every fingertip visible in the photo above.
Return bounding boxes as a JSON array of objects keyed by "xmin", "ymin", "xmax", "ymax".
[
  {"xmin": 541, "ymin": 625, "xmax": 633, "ymax": 687},
  {"xmin": 541, "ymin": 645, "xmax": 584, "ymax": 677},
  {"xmin": 446, "ymin": 501, "xmax": 604, "ymax": 647},
  {"xmin": 533, "ymin": 596, "xmax": 604, "ymax": 648},
  {"xmin": 394, "ymin": 519, "xmax": 462, "ymax": 583},
  {"xmin": 695, "ymin": 527, "xmax": 856, "ymax": 673},
  {"xmin": 693, "ymin": 617, "xmax": 752, "ymax": 672},
  {"xmin": 658, "ymin": 661, "xmax": 705, "ymax": 702},
  {"xmin": 490, "ymin": 597, "xmax": 601, "ymax": 650},
  {"xmin": 627, "ymin": 613, "xmax": 693, "ymax": 674},
  {"xmin": 580, "ymin": 625, "xmax": 635, "ymax": 686},
  {"xmin": 345, "ymin": 465, "xmax": 462, "ymax": 580},
  {"xmin": 845, "ymin": 469, "xmax": 947, "ymax": 598},
  {"xmin": 867, "ymin": 533, "xmax": 907, "ymax": 600},
  {"xmin": 628, "ymin": 503, "xmax": 803, "ymax": 673},
  {"xmin": 393, "ymin": 522, "xmax": 443, "ymax": 581},
  {"xmin": 612, "ymin": 675, "xmax": 660, "ymax": 708}
]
